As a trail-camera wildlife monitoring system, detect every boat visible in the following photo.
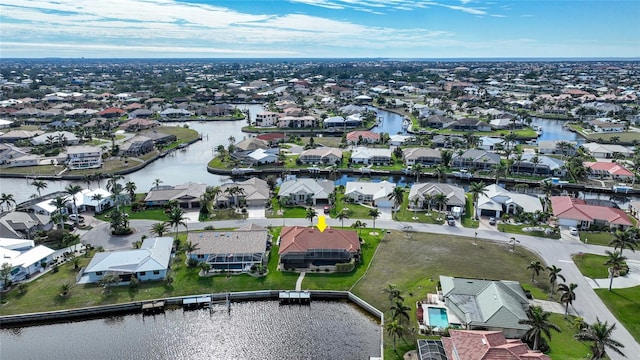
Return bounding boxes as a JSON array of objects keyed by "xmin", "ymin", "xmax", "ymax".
[
  {"xmin": 402, "ymin": 118, "xmax": 411, "ymax": 129},
  {"xmin": 612, "ymin": 183, "xmax": 633, "ymax": 193}
]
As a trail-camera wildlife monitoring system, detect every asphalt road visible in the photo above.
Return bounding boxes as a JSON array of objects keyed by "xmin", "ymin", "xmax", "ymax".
[{"xmin": 81, "ymin": 216, "xmax": 640, "ymax": 358}]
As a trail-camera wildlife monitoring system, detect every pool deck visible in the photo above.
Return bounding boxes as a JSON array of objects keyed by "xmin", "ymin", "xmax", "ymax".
[{"xmin": 417, "ymin": 293, "xmax": 462, "ymax": 332}]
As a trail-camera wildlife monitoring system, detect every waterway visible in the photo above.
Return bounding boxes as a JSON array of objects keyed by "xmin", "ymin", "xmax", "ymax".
[
  {"xmin": 529, "ymin": 117, "xmax": 581, "ymax": 144},
  {"xmin": 0, "ymin": 301, "xmax": 381, "ymax": 360}
]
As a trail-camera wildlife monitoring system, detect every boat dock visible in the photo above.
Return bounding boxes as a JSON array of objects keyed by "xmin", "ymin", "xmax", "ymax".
[
  {"xmin": 141, "ymin": 300, "xmax": 165, "ymax": 315},
  {"xmin": 279, "ymin": 291, "xmax": 311, "ymax": 305},
  {"xmin": 182, "ymin": 296, "xmax": 212, "ymax": 311}
]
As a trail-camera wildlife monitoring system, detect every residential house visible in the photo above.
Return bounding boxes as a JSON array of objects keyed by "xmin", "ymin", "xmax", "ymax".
[
  {"xmin": 402, "ymin": 148, "xmax": 441, "ymax": 166},
  {"xmin": 489, "ymin": 116, "xmax": 520, "ymax": 130},
  {"xmin": 323, "ymin": 116, "xmax": 362, "ymax": 128},
  {"xmin": 538, "ymin": 140, "xmax": 577, "ymax": 156},
  {"xmin": 216, "ymin": 178, "xmax": 270, "ymax": 208},
  {"xmin": 344, "ymin": 180, "xmax": 395, "ymax": 208},
  {"xmin": 350, "ymin": 147, "xmax": 392, "ymax": 165},
  {"xmin": 551, "ymin": 196, "xmax": 633, "ymax": 230},
  {"xmin": 160, "ymin": 108, "xmax": 192, "ymax": 118},
  {"xmin": 0, "ymin": 143, "xmax": 29, "ymax": 165},
  {"xmin": 452, "ymin": 149, "xmax": 501, "ymax": 170},
  {"xmin": 66, "ymin": 145, "xmax": 103, "ymax": 170},
  {"xmin": 584, "ymin": 161, "xmax": 634, "ymax": 180},
  {"xmin": 98, "ymin": 107, "xmax": 126, "ymax": 118},
  {"xmin": 235, "ymin": 137, "xmax": 269, "ymax": 153},
  {"xmin": 0, "ymin": 211, "xmax": 52, "ymax": 239},
  {"xmin": 127, "ymin": 108, "xmax": 154, "ymax": 119},
  {"xmin": 421, "ymin": 114, "xmax": 454, "ymax": 129},
  {"xmin": 246, "ymin": 148, "xmax": 279, "ymax": 165},
  {"xmin": 345, "ymin": 130, "xmax": 380, "ymax": 144},
  {"xmin": 187, "ymin": 223, "xmax": 269, "ymax": 273},
  {"xmin": 121, "ymin": 135, "xmax": 154, "ymax": 156},
  {"xmin": 408, "ymin": 183, "xmax": 466, "ymax": 211},
  {"xmin": 31, "ymin": 131, "xmax": 79, "ymax": 146},
  {"xmin": 629, "ymin": 201, "xmax": 640, "ymax": 222},
  {"xmin": 278, "ymin": 178, "xmax": 335, "ymax": 205},
  {"xmin": 589, "ymin": 119, "xmax": 625, "ymax": 133},
  {"xmin": 440, "ymin": 275, "xmax": 530, "ymax": 339},
  {"xmin": 79, "ymin": 237, "xmax": 173, "ymax": 284},
  {"xmin": 144, "ymin": 182, "xmax": 207, "ymax": 209},
  {"xmin": 476, "ymin": 184, "xmax": 543, "ymax": 218},
  {"xmin": 122, "ymin": 117, "xmax": 158, "ymax": 131},
  {"xmin": 0, "ymin": 242, "xmax": 55, "ymax": 286},
  {"xmin": 255, "ymin": 133, "xmax": 286, "ymax": 144},
  {"xmin": 255, "ymin": 111, "xmax": 281, "ymax": 127},
  {"xmin": 0, "ymin": 130, "xmax": 41, "ymax": 143},
  {"xmin": 388, "ymin": 134, "xmax": 414, "ymax": 146},
  {"xmin": 278, "ymin": 226, "xmax": 360, "ymax": 271},
  {"xmin": 450, "ymin": 118, "xmax": 491, "ymax": 132},
  {"xmin": 477, "ymin": 136, "xmax": 504, "ymax": 151},
  {"xmin": 510, "ymin": 153, "xmax": 565, "ymax": 177},
  {"xmin": 278, "ymin": 115, "xmax": 316, "ymax": 128},
  {"xmin": 440, "ymin": 330, "xmax": 551, "ymax": 360},
  {"xmin": 71, "ymin": 188, "xmax": 113, "ymax": 214},
  {"xmin": 139, "ymin": 130, "xmax": 176, "ymax": 146},
  {"xmin": 581, "ymin": 143, "xmax": 634, "ymax": 159},
  {"xmin": 7, "ymin": 154, "xmax": 41, "ymax": 167},
  {"xmin": 299, "ymin": 147, "xmax": 342, "ymax": 165},
  {"xmin": 432, "ymin": 135, "xmax": 464, "ymax": 148}
]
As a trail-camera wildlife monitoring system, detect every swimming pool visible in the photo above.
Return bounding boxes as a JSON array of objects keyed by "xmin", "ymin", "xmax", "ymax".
[{"xmin": 427, "ymin": 307, "xmax": 449, "ymax": 328}]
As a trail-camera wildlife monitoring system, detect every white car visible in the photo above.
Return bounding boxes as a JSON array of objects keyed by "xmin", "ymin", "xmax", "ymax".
[{"xmin": 569, "ymin": 227, "xmax": 578, "ymax": 236}]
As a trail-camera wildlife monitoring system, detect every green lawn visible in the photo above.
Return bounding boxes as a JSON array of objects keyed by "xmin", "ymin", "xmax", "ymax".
[
  {"xmin": 579, "ymin": 231, "xmax": 614, "ymax": 246},
  {"xmin": 546, "ymin": 314, "xmax": 595, "ymax": 360},
  {"xmin": 497, "ymin": 223, "xmax": 560, "ymax": 239},
  {"xmin": 572, "ymin": 253, "xmax": 610, "ymax": 279},
  {"xmin": 157, "ymin": 126, "xmax": 200, "ymax": 142},
  {"xmin": 95, "ymin": 206, "xmax": 169, "ymax": 222},
  {"xmin": 595, "ymin": 287, "xmax": 640, "ymax": 343},
  {"xmin": 460, "ymin": 194, "xmax": 478, "ymax": 228}
]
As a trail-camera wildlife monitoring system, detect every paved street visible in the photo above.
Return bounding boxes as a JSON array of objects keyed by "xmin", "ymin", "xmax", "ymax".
[{"xmin": 81, "ymin": 216, "xmax": 640, "ymax": 358}]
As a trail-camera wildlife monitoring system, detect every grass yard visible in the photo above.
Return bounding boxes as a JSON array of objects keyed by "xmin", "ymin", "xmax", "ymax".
[
  {"xmin": 546, "ymin": 314, "xmax": 595, "ymax": 359},
  {"xmin": 95, "ymin": 206, "xmax": 169, "ymax": 222},
  {"xmin": 0, "ymin": 165, "xmax": 62, "ymax": 176},
  {"xmin": 497, "ymin": 223, "xmax": 560, "ymax": 239},
  {"xmin": 572, "ymin": 253, "xmax": 610, "ymax": 279},
  {"xmin": 460, "ymin": 194, "xmax": 478, "ymax": 228},
  {"xmin": 157, "ymin": 126, "xmax": 200, "ymax": 142},
  {"xmin": 594, "ymin": 286, "xmax": 640, "ymax": 343},
  {"xmin": 579, "ymin": 231, "xmax": 615, "ymax": 246}
]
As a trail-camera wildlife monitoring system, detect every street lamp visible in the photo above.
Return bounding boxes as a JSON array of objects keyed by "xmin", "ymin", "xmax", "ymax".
[{"xmin": 474, "ymin": 232, "xmax": 478, "ymax": 245}]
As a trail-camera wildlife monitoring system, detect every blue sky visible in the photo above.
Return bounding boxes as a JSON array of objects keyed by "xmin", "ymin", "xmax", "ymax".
[{"xmin": 1, "ymin": 0, "xmax": 639, "ymax": 58}]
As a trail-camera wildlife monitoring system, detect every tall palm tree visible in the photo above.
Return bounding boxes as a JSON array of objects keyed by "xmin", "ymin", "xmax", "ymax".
[
  {"xmin": 434, "ymin": 165, "xmax": 447, "ymax": 183},
  {"xmin": 387, "ymin": 186, "xmax": 404, "ymax": 219},
  {"xmin": 604, "ymin": 250, "xmax": 627, "ymax": 291},
  {"xmin": 0, "ymin": 193, "xmax": 16, "ymax": 212},
  {"xmin": 390, "ymin": 300, "xmax": 411, "ymax": 323},
  {"xmin": 153, "ymin": 178, "xmax": 163, "ymax": 190},
  {"xmin": 382, "ymin": 284, "xmax": 404, "ymax": 304},
  {"xmin": 149, "ymin": 222, "xmax": 169, "ymax": 237},
  {"xmin": 183, "ymin": 241, "xmax": 199, "ymax": 257},
  {"xmin": 412, "ymin": 163, "xmax": 424, "ymax": 182},
  {"xmin": 547, "ymin": 265, "xmax": 565, "ymax": 296},
  {"xmin": 527, "ymin": 261, "xmax": 544, "ymax": 282},
  {"xmin": 468, "ymin": 181, "xmax": 487, "ymax": 220},
  {"xmin": 574, "ymin": 319, "xmax": 625, "ymax": 360},
  {"xmin": 65, "ymin": 184, "xmax": 83, "ymax": 227},
  {"xmin": 386, "ymin": 320, "xmax": 404, "ymax": 352},
  {"xmin": 558, "ymin": 282, "xmax": 578, "ymax": 318},
  {"xmin": 167, "ymin": 206, "xmax": 187, "ymax": 239},
  {"xmin": 336, "ymin": 209, "xmax": 350, "ymax": 227},
  {"xmin": 351, "ymin": 220, "xmax": 367, "ymax": 235},
  {"xmin": 518, "ymin": 305, "xmax": 561, "ymax": 351},
  {"xmin": 305, "ymin": 207, "xmax": 317, "ymax": 226},
  {"xmin": 432, "ymin": 193, "xmax": 448, "ymax": 213},
  {"xmin": 368, "ymin": 208, "xmax": 380, "ymax": 229},
  {"xmin": 608, "ymin": 229, "xmax": 637, "ymax": 256},
  {"xmin": 30, "ymin": 180, "xmax": 48, "ymax": 197},
  {"xmin": 124, "ymin": 181, "xmax": 137, "ymax": 202},
  {"xmin": 440, "ymin": 150, "xmax": 453, "ymax": 168},
  {"xmin": 492, "ymin": 162, "xmax": 508, "ymax": 184},
  {"xmin": 49, "ymin": 196, "xmax": 69, "ymax": 229}
]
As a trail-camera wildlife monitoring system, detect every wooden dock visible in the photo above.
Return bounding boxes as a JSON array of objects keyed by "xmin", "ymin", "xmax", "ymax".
[
  {"xmin": 141, "ymin": 301, "xmax": 165, "ymax": 315},
  {"xmin": 182, "ymin": 296, "xmax": 212, "ymax": 311},
  {"xmin": 279, "ymin": 291, "xmax": 311, "ymax": 305}
]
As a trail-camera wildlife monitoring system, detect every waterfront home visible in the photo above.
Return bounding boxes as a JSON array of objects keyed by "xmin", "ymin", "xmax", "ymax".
[
  {"xmin": 452, "ymin": 149, "xmax": 501, "ymax": 170},
  {"xmin": 323, "ymin": 115, "xmax": 362, "ymax": 128},
  {"xmin": 537, "ymin": 140, "xmax": 577, "ymax": 156},
  {"xmin": 589, "ymin": 119, "xmax": 625, "ymax": 133},
  {"xmin": 345, "ymin": 130, "xmax": 380, "ymax": 145},
  {"xmin": 145, "ymin": 182, "xmax": 207, "ymax": 209},
  {"xmin": 440, "ymin": 330, "xmax": 551, "ymax": 360},
  {"xmin": 408, "ymin": 183, "xmax": 466, "ymax": 211},
  {"xmin": 344, "ymin": 180, "xmax": 395, "ymax": 208},
  {"xmin": 139, "ymin": 130, "xmax": 176, "ymax": 146},
  {"xmin": 70, "ymin": 188, "xmax": 113, "ymax": 214},
  {"xmin": 0, "ymin": 130, "xmax": 41, "ymax": 143},
  {"xmin": 79, "ymin": 237, "xmax": 173, "ymax": 284},
  {"xmin": 0, "ymin": 144, "xmax": 28, "ymax": 165},
  {"xmin": 255, "ymin": 111, "xmax": 281, "ymax": 127},
  {"xmin": 66, "ymin": 145, "xmax": 103, "ymax": 170},
  {"xmin": 629, "ymin": 201, "xmax": 640, "ymax": 222},
  {"xmin": 449, "ymin": 118, "xmax": 492, "ymax": 132},
  {"xmin": 299, "ymin": 147, "xmax": 342, "ymax": 165},
  {"xmin": 278, "ymin": 226, "xmax": 360, "ymax": 271},
  {"xmin": 216, "ymin": 178, "xmax": 270, "ymax": 208},
  {"xmin": 510, "ymin": 153, "xmax": 565, "ymax": 177},
  {"xmin": 584, "ymin": 161, "xmax": 634, "ymax": 180},
  {"xmin": 122, "ymin": 117, "xmax": 158, "ymax": 131},
  {"xmin": 476, "ymin": 184, "xmax": 543, "ymax": 218},
  {"xmin": 234, "ymin": 138, "xmax": 269, "ymax": 153},
  {"xmin": 421, "ymin": 114, "xmax": 454, "ymax": 129},
  {"xmin": 255, "ymin": 133, "xmax": 286, "ymax": 144},
  {"xmin": 121, "ymin": 135, "xmax": 154, "ymax": 156},
  {"xmin": 439, "ymin": 275, "xmax": 530, "ymax": 339},
  {"xmin": 350, "ymin": 147, "xmax": 392, "ymax": 165},
  {"xmin": 160, "ymin": 108, "xmax": 192, "ymax": 118},
  {"xmin": 402, "ymin": 148, "xmax": 441, "ymax": 166},
  {"xmin": 246, "ymin": 148, "xmax": 279, "ymax": 165},
  {"xmin": 0, "ymin": 242, "xmax": 55, "ymax": 286},
  {"xmin": 551, "ymin": 196, "xmax": 633, "ymax": 230},
  {"xmin": 0, "ymin": 211, "xmax": 52, "ymax": 239},
  {"xmin": 31, "ymin": 131, "xmax": 79, "ymax": 146},
  {"xmin": 477, "ymin": 136, "xmax": 504, "ymax": 151},
  {"xmin": 581, "ymin": 142, "xmax": 634, "ymax": 159},
  {"xmin": 388, "ymin": 134, "xmax": 414, "ymax": 146},
  {"xmin": 126, "ymin": 108, "xmax": 155, "ymax": 120},
  {"xmin": 187, "ymin": 223, "xmax": 269, "ymax": 273},
  {"xmin": 278, "ymin": 178, "xmax": 335, "ymax": 205},
  {"xmin": 277, "ymin": 115, "xmax": 316, "ymax": 128}
]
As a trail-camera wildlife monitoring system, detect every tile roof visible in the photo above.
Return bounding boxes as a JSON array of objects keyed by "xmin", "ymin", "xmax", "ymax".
[
  {"xmin": 551, "ymin": 196, "xmax": 633, "ymax": 225},
  {"xmin": 188, "ymin": 229, "xmax": 268, "ymax": 255},
  {"xmin": 442, "ymin": 330, "xmax": 551, "ymax": 360},
  {"xmin": 583, "ymin": 162, "xmax": 634, "ymax": 177},
  {"xmin": 278, "ymin": 226, "xmax": 360, "ymax": 255}
]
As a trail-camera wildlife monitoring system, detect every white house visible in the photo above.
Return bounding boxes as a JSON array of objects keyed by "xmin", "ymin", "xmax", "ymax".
[
  {"xmin": 246, "ymin": 148, "xmax": 278, "ymax": 165},
  {"xmin": 476, "ymin": 184, "xmax": 543, "ymax": 218},
  {"xmin": 350, "ymin": 147, "xmax": 392, "ymax": 165},
  {"xmin": 344, "ymin": 180, "xmax": 395, "ymax": 208},
  {"xmin": 388, "ymin": 135, "xmax": 414, "ymax": 146},
  {"xmin": 66, "ymin": 145, "xmax": 103, "ymax": 170},
  {"xmin": 79, "ymin": 237, "xmax": 173, "ymax": 284},
  {"xmin": 278, "ymin": 178, "xmax": 335, "ymax": 205},
  {"xmin": 581, "ymin": 143, "xmax": 634, "ymax": 159},
  {"xmin": 255, "ymin": 111, "xmax": 281, "ymax": 127},
  {"xmin": 0, "ymin": 241, "xmax": 55, "ymax": 286}
]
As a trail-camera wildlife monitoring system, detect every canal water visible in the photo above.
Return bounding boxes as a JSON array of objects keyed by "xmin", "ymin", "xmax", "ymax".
[{"xmin": 0, "ymin": 301, "xmax": 381, "ymax": 360}]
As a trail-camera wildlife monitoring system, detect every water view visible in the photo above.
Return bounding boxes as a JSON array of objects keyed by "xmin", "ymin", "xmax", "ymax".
[{"xmin": 0, "ymin": 301, "xmax": 381, "ymax": 360}]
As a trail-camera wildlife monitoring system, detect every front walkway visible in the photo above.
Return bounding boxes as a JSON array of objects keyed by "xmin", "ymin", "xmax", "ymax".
[
  {"xmin": 585, "ymin": 260, "xmax": 640, "ymax": 289},
  {"xmin": 295, "ymin": 272, "xmax": 306, "ymax": 291}
]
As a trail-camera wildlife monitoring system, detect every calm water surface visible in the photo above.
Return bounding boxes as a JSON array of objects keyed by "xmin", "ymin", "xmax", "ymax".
[{"xmin": 0, "ymin": 301, "xmax": 381, "ymax": 360}]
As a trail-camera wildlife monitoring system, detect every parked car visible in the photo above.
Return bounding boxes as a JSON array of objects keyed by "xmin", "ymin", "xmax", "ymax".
[
  {"xmin": 569, "ymin": 227, "xmax": 578, "ymax": 236},
  {"xmin": 489, "ymin": 217, "xmax": 496, "ymax": 225},
  {"xmin": 447, "ymin": 215, "xmax": 456, "ymax": 226},
  {"xmin": 68, "ymin": 214, "xmax": 85, "ymax": 222},
  {"xmin": 323, "ymin": 205, "xmax": 330, "ymax": 214}
]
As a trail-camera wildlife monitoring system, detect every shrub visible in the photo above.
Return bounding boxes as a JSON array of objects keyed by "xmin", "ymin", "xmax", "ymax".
[
  {"xmin": 129, "ymin": 276, "xmax": 139, "ymax": 289},
  {"xmin": 204, "ymin": 225, "xmax": 215, "ymax": 231},
  {"xmin": 187, "ymin": 258, "xmax": 200, "ymax": 268}
]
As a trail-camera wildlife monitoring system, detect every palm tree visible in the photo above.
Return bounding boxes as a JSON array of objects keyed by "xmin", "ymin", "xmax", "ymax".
[
  {"xmin": 59, "ymin": 283, "xmax": 72, "ymax": 297},
  {"xmin": 99, "ymin": 274, "xmax": 120, "ymax": 293},
  {"xmin": 336, "ymin": 209, "xmax": 350, "ymax": 227},
  {"xmin": 412, "ymin": 163, "xmax": 424, "ymax": 182},
  {"xmin": 368, "ymin": 208, "xmax": 380, "ymax": 229},
  {"xmin": 527, "ymin": 261, "xmax": 544, "ymax": 282},
  {"xmin": 49, "ymin": 196, "xmax": 70, "ymax": 229},
  {"xmin": 608, "ymin": 229, "xmax": 637, "ymax": 256},
  {"xmin": 558, "ymin": 282, "xmax": 578, "ymax": 318},
  {"xmin": 432, "ymin": 193, "xmax": 448, "ymax": 213},
  {"xmin": 305, "ymin": 207, "xmax": 317, "ymax": 226},
  {"xmin": 64, "ymin": 184, "xmax": 83, "ymax": 228},
  {"xmin": 0, "ymin": 193, "xmax": 16, "ymax": 212},
  {"xmin": 390, "ymin": 300, "xmax": 411, "ymax": 323},
  {"xmin": 492, "ymin": 162, "xmax": 508, "ymax": 184},
  {"xmin": 434, "ymin": 165, "xmax": 447, "ymax": 183},
  {"xmin": 183, "ymin": 241, "xmax": 199, "ymax": 257},
  {"xmin": 604, "ymin": 250, "xmax": 627, "ymax": 291},
  {"xmin": 518, "ymin": 305, "xmax": 561, "ymax": 351},
  {"xmin": 387, "ymin": 186, "xmax": 404, "ymax": 219},
  {"xmin": 440, "ymin": 149, "xmax": 453, "ymax": 168},
  {"xmin": 167, "ymin": 206, "xmax": 187, "ymax": 239},
  {"xmin": 124, "ymin": 181, "xmax": 137, "ymax": 202},
  {"xmin": 149, "ymin": 222, "xmax": 169, "ymax": 237},
  {"xmin": 468, "ymin": 181, "xmax": 487, "ymax": 220},
  {"xmin": 351, "ymin": 220, "xmax": 367, "ymax": 235},
  {"xmin": 30, "ymin": 180, "xmax": 48, "ymax": 197},
  {"xmin": 386, "ymin": 320, "xmax": 404, "ymax": 352},
  {"xmin": 153, "ymin": 178, "xmax": 163, "ymax": 190},
  {"xmin": 574, "ymin": 319, "xmax": 625, "ymax": 360},
  {"xmin": 547, "ymin": 265, "xmax": 565, "ymax": 296},
  {"xmin": 382, "ymin": 284, "xmax": 404, "ymax": 304}
]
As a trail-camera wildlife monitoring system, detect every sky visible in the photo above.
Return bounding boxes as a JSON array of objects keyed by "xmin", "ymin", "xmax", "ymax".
[{"xmin": 1, "ymin": 0, "xmax": 639, "ymax": 58}]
